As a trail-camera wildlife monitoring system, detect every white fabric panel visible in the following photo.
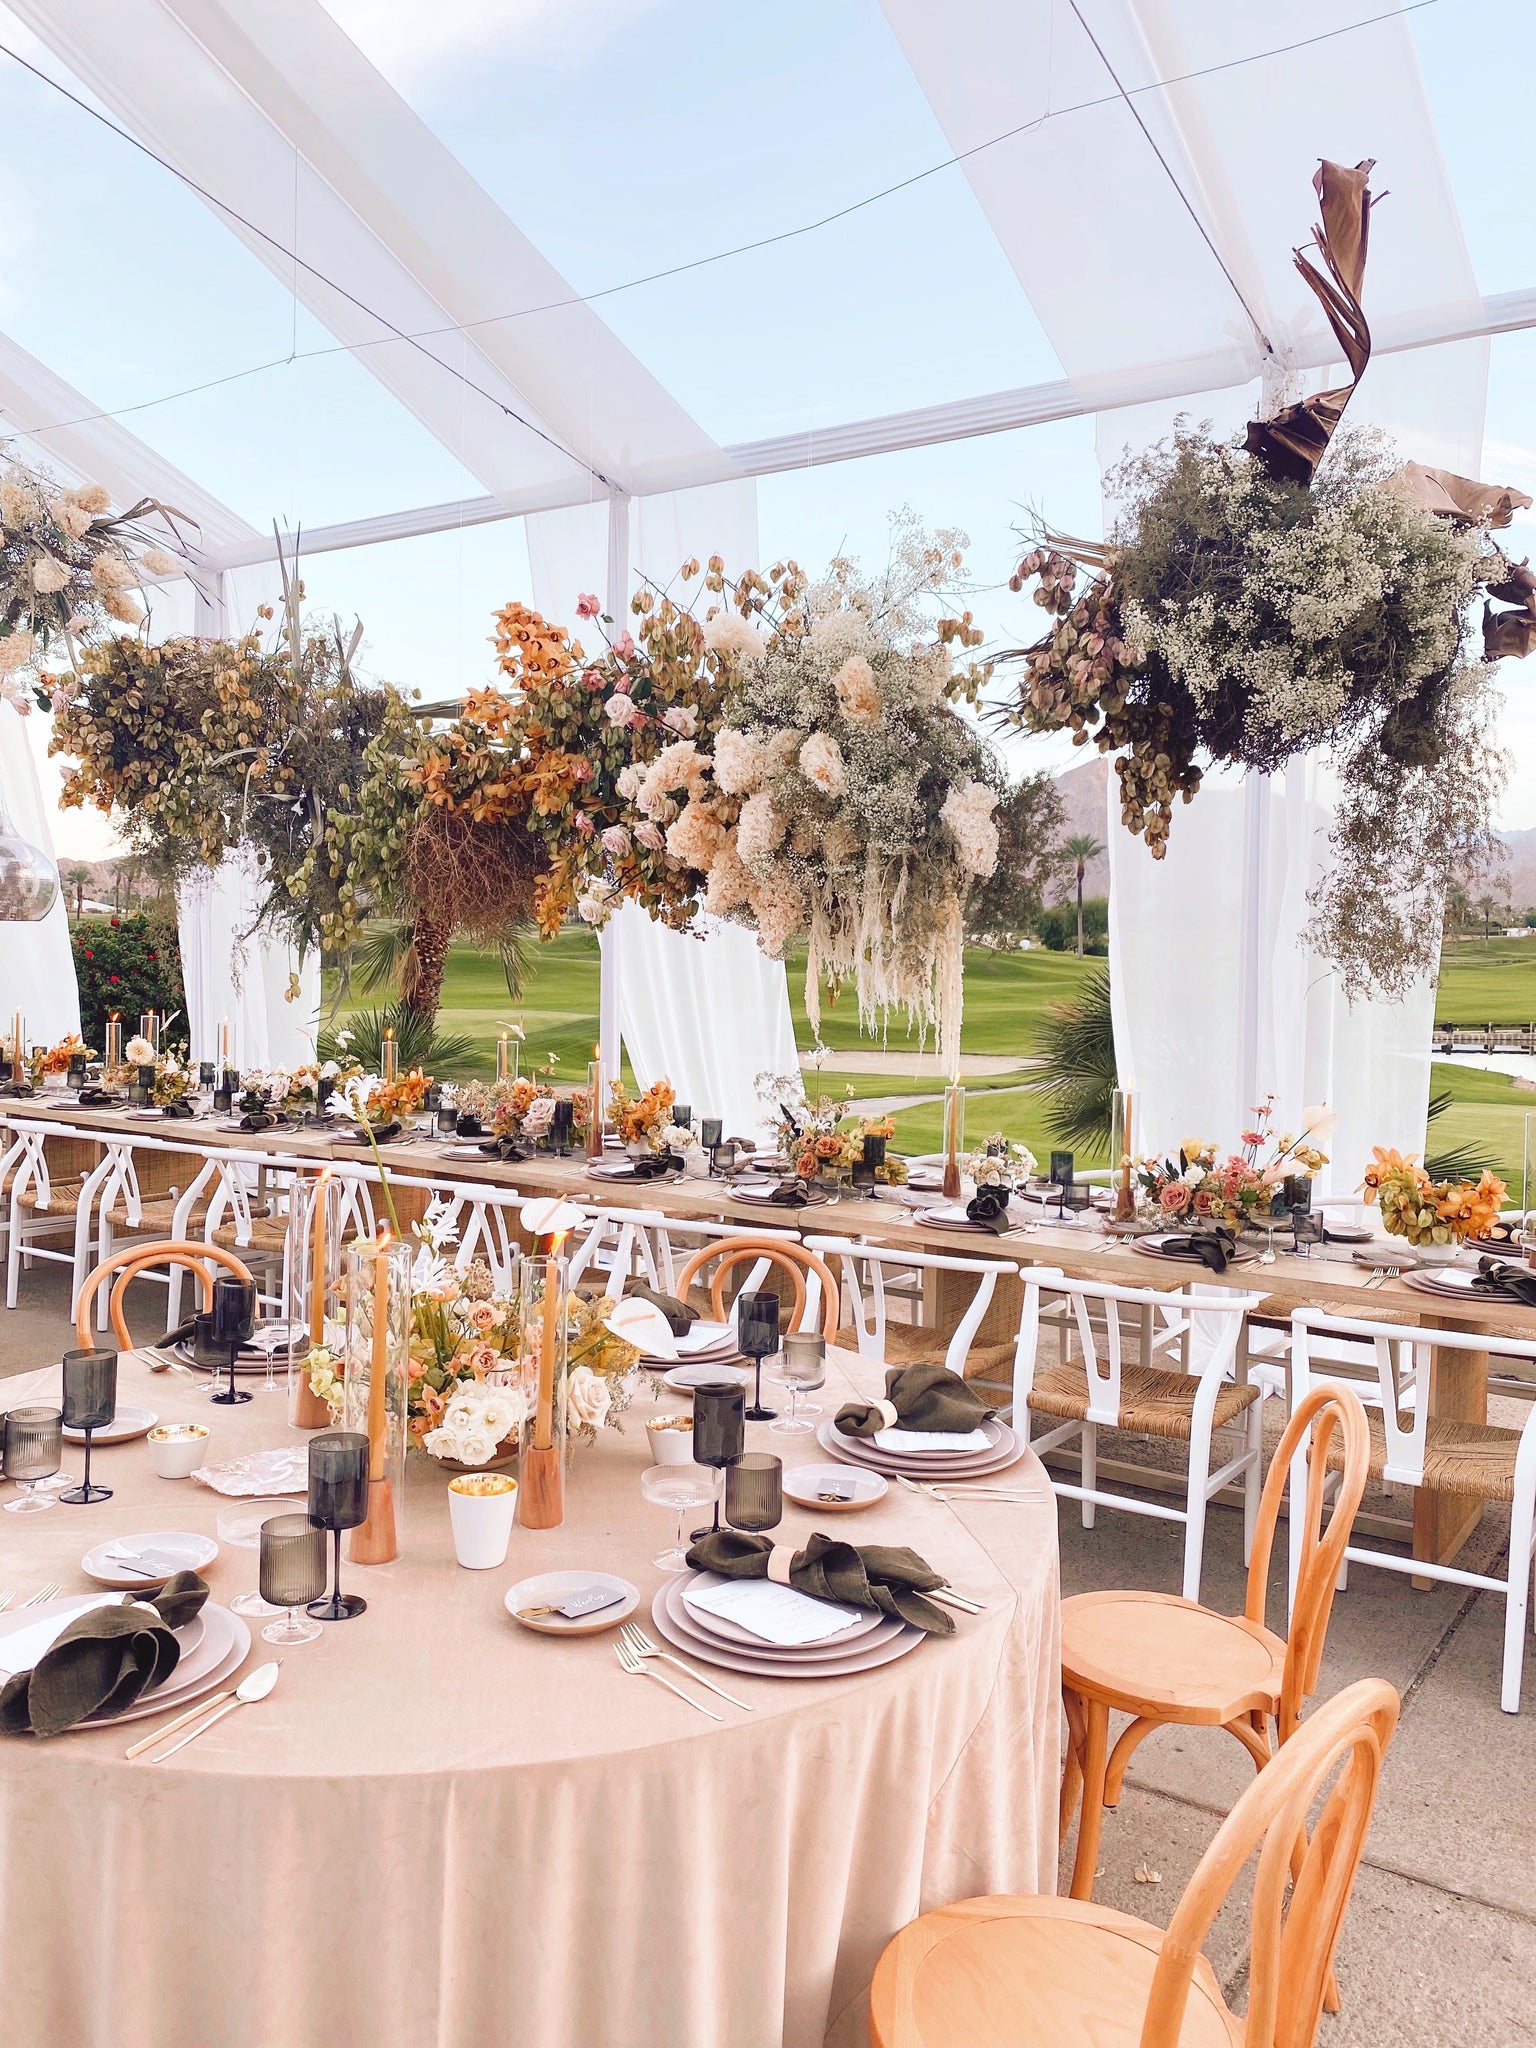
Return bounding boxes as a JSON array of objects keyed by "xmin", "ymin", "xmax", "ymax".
[
  {"xmin": 0, "ymin": 705, "xmax": 80, "ymax": 1045},
  {"xmin": 529, "ymin": 479, "xmax": 795, "ymax": 1134},
  {"xmin": 9, "ymin": 0, "xmax": 735, "ymax": 503},
  {"xmin": 176, "ymin": 849, "xmax": 320, "ymax": 1072},
  {"xmin": 880, "ymin": 1, "xmax": 1483, "ymax": 400},
  {"xmin": 599, "ymin": 903, "xmax": 797, "ymax": 1145}
]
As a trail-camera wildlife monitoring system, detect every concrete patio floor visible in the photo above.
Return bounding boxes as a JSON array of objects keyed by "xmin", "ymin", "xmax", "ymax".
[{"xmin": 2, "ymin": 1263, "xmax": 1531, "ymax": 2045}]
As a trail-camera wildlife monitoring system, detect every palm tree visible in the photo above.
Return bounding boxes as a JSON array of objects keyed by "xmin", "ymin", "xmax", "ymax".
[
  {"xmin": 63, "ymin": 865, "xmax": 91, "ymax": 917},
  {"xmin": 1033, "ymin": 968, "xmax": 1116, "ymax": 1158},
  {"xmin": 1063, "ymin": 834, "xmax": 1104, "ymax": 956},
  {"xmin": 1477, "ymin": 893, "xmax": 1497, "ymax": 943}
]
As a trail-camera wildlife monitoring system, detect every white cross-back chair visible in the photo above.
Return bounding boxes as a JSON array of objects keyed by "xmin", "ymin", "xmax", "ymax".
[
  {"xmin": 1017, "ymin": 1271, "xmax": 1266, "ymax": 1602},
  {"xmin": 567, "ymin": 1206, "xmax": 797, "ymax": 1299},
  {"xmin": 804, "ymin": 1235, "xmax": 1021, "ymax": 1384},
  {"xmin": 5, "ymin": 1121, "xmax": 140, "ymax": 1317},
  {"xmin": 1291, "ymin": 1305, "xmax": 1536, "ymax": 1712}
]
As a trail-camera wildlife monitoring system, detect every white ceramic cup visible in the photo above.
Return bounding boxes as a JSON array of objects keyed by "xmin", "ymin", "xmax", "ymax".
[
  {"xmin": 146, "ymin": 1422, "xmax": 210, "ymax": 1478},
  {"xmin": 447, "ymin": 1473, "xmax": 519, "ymax": 1568},
  {"xmin": 646, "ymin": 1415, "xmax": 695, "ymax": 1466}
]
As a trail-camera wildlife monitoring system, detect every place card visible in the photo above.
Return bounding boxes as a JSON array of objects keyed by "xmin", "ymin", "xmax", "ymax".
[
  {"xmin": 873, "ymin": 1427, "xmax": 992, "ymax": 1453},
  {"xmin": 684, "ymin": 1577, "xmax": 862, "ymax": 1646}
]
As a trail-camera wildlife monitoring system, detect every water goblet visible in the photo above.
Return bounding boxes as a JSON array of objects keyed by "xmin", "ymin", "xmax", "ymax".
[
  {"xmin": 639, "ymin": 1462, "xmax": 718, "ymax": 1572},
  {"xmin": 724, "ymin": 1452, "xmax": 782, "ymax": 1534},
  {"xmin": 216, "ymin": 1497, "xmax": 291, "ymax": 1616},
  {"xmin": 771, "ymin": 1331, "xmax": 825, "ymax": 1434},
  {"xmin": 689, "ymin": 1381, "xmax": 745, "ymax": 1538},
  {"xmin": 209, "ymin": 1274, "xmax": 257, "ymax": 1407},
  {"xmin": 258, "ymin": 1513, "xmax": 326, "ymax": 1645},
  {"xmin": 737, "ymin": 1289, "xmax": 780, "ymax": 1422},
  {"xmin": 3, "ymin": 1405, "xmax": 63, "ymax": 1512},
  {"xmin": 306, "ymin": 1431, "xmax": 370, "ymax": 1620},
  {"xmin": 59, "ymin": 1349, "xmax": 116, "ymax": 1504}
]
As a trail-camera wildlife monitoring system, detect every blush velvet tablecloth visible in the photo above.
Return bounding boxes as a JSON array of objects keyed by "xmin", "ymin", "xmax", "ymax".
[{"xmin": 0, "ymin": 1348, "xmax": 1060, "ymax": 2048}]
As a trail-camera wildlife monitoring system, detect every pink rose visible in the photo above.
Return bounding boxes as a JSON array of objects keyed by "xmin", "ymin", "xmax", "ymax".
[
  {"xmin": 662, "ymin": 706, "xmax": 697, "ymax": 736},
  {"xmin": 467, "ymin": 1301, "xmax": 498, "ymax": 1331},
  {"xmin": 583, "ymin": 667, "xmax": 605, "ymax": 691},
  {"xmin": 572, "ymin": 758, "xmax": 593, "ymax": 783},
  {"xmin": 1159, "ymin": 1182, "xmax": 1191, "ymax": 1215},
  {"xmin": 610, "ymin": 672, "xmax": 632, "ymax": 695},
  {"xmin": 1192, "ymin": 1188, "xmax": 1215, "ymax": 1215},
  {"xmin": 613, "ymin": 630, "xmax": 636, "ymax": 661},
  {"xmin": 576, "ymin": 593, "xmax": 601, "ymax": 619},
  {"xmin": 574, "ymin": 811, "xmax": 594, "ymax": 837},
  {"xmin": 635, "ymin": 821, "xmax": 665, "ymax": 851},
  {"xmin": 601, "ymin": 825, "xmax": 631, "ymax": 856},
  {"xmin": 467, "ymin": 1343, "xmax": 500, "ymax": 1376},
  {"xmin": 604, "ymin": 694, "xmax": 639, "ymax": 726}
]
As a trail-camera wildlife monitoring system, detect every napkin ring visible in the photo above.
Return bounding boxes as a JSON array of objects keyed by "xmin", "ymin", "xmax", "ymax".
[{"xmin": 766, "ymin": 1544, "xmax": 797, "ymax": 1586}]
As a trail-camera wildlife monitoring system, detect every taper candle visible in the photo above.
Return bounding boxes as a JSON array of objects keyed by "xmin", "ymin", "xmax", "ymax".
[
  {"xmin": 496, "ymin": 1030, "xmax": 510, "ymax": 1085},
  {"xmin": 586, "ymin": 1045, "xmax": 604, "ymax": 1160},
  {"xmin": 347, "ymin": 1231, "xmax": 399, "ymax": 1563},
  {"xmin": 381, "ymin": 1026, "xmax": 398, "ymax": 1084},
  {"xmin": 10, "ymin": 1009, "xmax": 21, "ymax": 1081},
  {"xmin": 218, "ymin": 1015, "xmax": 230, "ymax": 1070},
  {"xmin": 309, "ymin": 1169, "xmax": 330, "ymax": 1346}
]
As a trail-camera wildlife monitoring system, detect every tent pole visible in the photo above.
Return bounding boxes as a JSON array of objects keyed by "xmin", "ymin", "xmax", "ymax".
[{"xmin": 596, "ymin": 489, "xmax": 631, "ymax": 1111}]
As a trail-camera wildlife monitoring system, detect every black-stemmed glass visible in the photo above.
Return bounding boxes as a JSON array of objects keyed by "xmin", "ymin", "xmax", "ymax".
[
  {"xmin": 690, "ymin": 1381, "xmax": 745, "ymax": 1538},
  {"xmin": 306, "ymin": 1431, "xmax": 369, "ymax": 1620},
  {"xmin": 3, "ymin": 1405, "xmax": 63, "ymax": 1513},
  {"xmin": 550, "ymin": 1097, "xmax": 574, "ymax": 1153},
  {"xmin": 258, "ymin": 1514, "xmax": 326, "ymax": 1645},
  {"xmin": 737, "ymin": 1289, "xmax": 780, "ymax": 1421},
  {"xmin": 725, "ymin": 1452, "xmax": 783, "ymax": 1533},
  {"xmin": 59, "ymin": 1350, "xmax": 116, "ymax": 1504},
  {"xmin": 209, "ymin": 1274, "xmax": 257, "ymax": 1406},
  {"xmin": 699, "ymin": 1118, "xmax": 722, "ymax": 1152}
]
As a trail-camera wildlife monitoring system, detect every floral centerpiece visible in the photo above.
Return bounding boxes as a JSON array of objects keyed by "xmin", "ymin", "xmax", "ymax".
[
  {"xmin": 338, "ymin": 1069, "xmax": 432, "ymax": 1134},
  {"xmin": 150, "ymin": 1054, "xmax": 192, "ymax": 1109},
  {"xmin": 1361, "ymin": 1150, "xmax": 1506, "ymax": 1249},
  {"xmin": 38, "ymin": 1032, "xmax": 93, "ymax": 1077},
  {"xmin": 1135, "ymin": 1099, "xmax": 1333, "ymax": 1229},
  {"xmin": 307, "ymin": 1204, "xmax": 643, "ymax": 1463},
  {"xmin": 455, "ymin": 1075, "xmax": 556, "ymax": 1145},
  {"xmin": 760, "ymin": 1075, "xmax": 909, "ymax": 1185},
  {"xmin": 967, "ymin": 1136, "xmax": 1038, "ymax": 1189},
  {"xmin": 608, "ymin": 1077, "xmax": 677, "ymax": 1153}
]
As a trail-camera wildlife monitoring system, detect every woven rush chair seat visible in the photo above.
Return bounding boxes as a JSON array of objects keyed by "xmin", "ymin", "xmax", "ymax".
[
  {"xmin": 103, "ymin": 1196, "xmax": 199, "ymax": 1233},
  {"xmin": 16, "ymin": 1179, "xmax": 89, "ymax": 1216},
  {"xmin": 211, "ymin": 1215, "xmax": 290, "ymax": 1255},
  {"xmin": 833, "ymin": 1319, "xmax": 1016, "ymax": 1384},
  {"xmin": 1328, "ymin": 1409, "xmax": 1526, "ymax": 1504},
  {"xmin": 1029, "ymin": 1356, "xmax": 1260, "ymax": 1442}
]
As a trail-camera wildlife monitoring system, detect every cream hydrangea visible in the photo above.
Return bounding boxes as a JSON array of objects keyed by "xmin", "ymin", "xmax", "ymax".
[
  {"xmin": 665, "ymin": 797, "xmax": 728, "ymax": 870},
  {"xmin": 31, "ymin": 557, "xmax": 71, "ymax": 595},
  {"xmin": 832, "ymin": 655, "xmax": 881, "ymax": 725},
  {"xmin": 735, "ymin": 790, "xmax": 786, "ymax": 865},
  {"xmin": 711, "ymin": 726, "xmax": 765, "ymax": 795},
  {"xmin": 798, "ymin": 732, "xmax": 846, "ymax": 798},
  {"xmin": 703, "ymin": 837, "xmax": 753, "ymax": 913},
  {"xmin": 940, "ymin": 780, "xmax": 1000, "ymax": 877},
  {"xmin": 703, "ymin": 611, "xmax": 767, "ymax": 663}
]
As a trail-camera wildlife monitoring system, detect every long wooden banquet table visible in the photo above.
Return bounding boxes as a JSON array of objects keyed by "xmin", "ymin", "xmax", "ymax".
[
  {"xmin": 0, "ymin": 1312, "xmax": 1059, "ymax": 2048},
  {"xmin": 10, "ymin": 1096, "xmax": 1534, "ymax": 1575}
]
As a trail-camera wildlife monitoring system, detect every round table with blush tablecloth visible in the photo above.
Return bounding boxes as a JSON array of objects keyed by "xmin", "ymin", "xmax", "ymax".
[{"xmin": 0, "ymin": 1347, "xmax": 1060, "ymax": 2048}]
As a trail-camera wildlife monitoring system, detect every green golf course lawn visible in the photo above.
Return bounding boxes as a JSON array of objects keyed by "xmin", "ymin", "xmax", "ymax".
[{"xmin": 330, "ymin": 929, "xmax": 1536, "ymax": 1185}]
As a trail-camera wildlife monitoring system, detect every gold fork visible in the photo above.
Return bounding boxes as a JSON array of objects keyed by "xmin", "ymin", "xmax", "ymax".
[
  {"xmin": 619, "ymin": 1622, "xmax": 752, "ymax": 1711},
  {"xmin": 614, "ymin": 1635, "xmax": 721, "ymax": 1719}
]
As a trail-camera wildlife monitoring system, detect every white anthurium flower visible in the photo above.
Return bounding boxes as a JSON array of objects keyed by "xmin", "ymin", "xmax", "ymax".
[
  {"xmin": 519, "ymin": 1196, "xmax": 584, "ymax": 1241},
  {"xmin": 341, "ymin": 1073, "xmax": 375, "ymax": 1125},
  {"xmin": 604, "ymin": 1297, "xmax": 677, "ymax": 1360},
  {"xmin": 334, "ymin": 1029, "xmax": 354, "ymax": 1049},
  {"xmin": 1298, "ymin": 1104, "xmax": 1339, "ymax": 1146}
]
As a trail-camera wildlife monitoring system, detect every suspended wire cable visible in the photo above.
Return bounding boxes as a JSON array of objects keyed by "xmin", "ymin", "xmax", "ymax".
[
  {"xmin": 0, "ymin": 0, "xmax": 1441, "ymax": 441},
  {"xmin": 1064, "ymin": 0, "xmax": 1273, "ymax": 353}
]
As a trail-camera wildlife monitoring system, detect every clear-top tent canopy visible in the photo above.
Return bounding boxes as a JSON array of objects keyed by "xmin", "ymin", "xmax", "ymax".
[{"xmin": 0, "ymin": 0, "xmax": 1528, "ymax": 714}]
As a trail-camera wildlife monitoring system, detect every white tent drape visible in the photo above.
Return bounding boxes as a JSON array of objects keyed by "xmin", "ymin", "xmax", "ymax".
[
  {"xmin": 176, "ymin": 849, "xmax": 320, "ymax": 1074},
  {"xmin": 598, "ymin": 903, "xmax": 797, "ymax": 1144},
  {"xmin": 0, "ymin": 707, "xmax": 80, "ymax": 1047}
]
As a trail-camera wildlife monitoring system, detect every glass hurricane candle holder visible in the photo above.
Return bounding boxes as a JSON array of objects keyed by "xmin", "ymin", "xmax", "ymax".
[
  {"xmin": 288, "ymin": 1173, "xmax": 345, "ymax": 1429},
  {"xmin": 342, "ymin": 1236, "xmax": 413, "ymax": 1565}
]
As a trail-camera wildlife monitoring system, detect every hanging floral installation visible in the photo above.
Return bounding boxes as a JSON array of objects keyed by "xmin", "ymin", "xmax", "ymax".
[{"xmin": 1002, "ymin": 159, "xmax": 1534, "ymax": 1000}]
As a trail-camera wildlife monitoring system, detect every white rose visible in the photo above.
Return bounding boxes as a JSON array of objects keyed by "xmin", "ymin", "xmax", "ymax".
[
  {"xmin": 566, "ymin": 1364, "xmax": 611, "ymax": 1429},
  {"xmin": 476, "ymin": 1390, "xmax": 526, "ymax": 1441}
]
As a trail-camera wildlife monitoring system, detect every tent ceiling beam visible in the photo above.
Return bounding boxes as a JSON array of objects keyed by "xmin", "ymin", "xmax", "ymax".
[{"xmin": 203, "ymin": 282, "xmax": 1536, "ymax": 572}]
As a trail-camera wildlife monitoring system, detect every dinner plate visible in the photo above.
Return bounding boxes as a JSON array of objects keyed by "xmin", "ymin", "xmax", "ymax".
[
  {"xmin": 678, "ymin": 1569, "xmax": 884, "ymax": 1649},
  {"xmin": 1133, "ymin": 1234, "xmax": 1259, "ymax": 1267},
  {"xmin": 649, "ymin": 1583, "xmax": 925, "ymax": 1680},
  {"xmin": 665, "ymin": 1581, "xmax": 903, "ymax": 1664},
  {"xmin": 440, "ymin": 1144, "xmax": 495, "ymax": 1160},
  {"xmin": 671, "ymin": 1321, "xmax": 737, "ymax": 1357},
  {"xmin": 172, "ymin": 1343, "xmax": 279, "ymax": 1376},
  {"xmin": 504, "ymin": 1570, "xmax": 638, "ymax": 1636},
  {"xmin": 1320, "ymin": 1222, "xmax": 1374, "ymax": 1244},
  {"xmin": 782, "ymin": 1463, "xmax": 888, "ymax": 1512},
  {"xmin": 81, "ymin": 1530, "xmax": 220, "ymax": 1588},
  {"xmin": 663, "ymin": 1362, "xmax": 751, "ymax": 1394},
  {"xmin": 816, "ymin": 1416, "xmax": 1025, "ymax": 1479},
  {"xmin": 728, "ymin": 1184, "xmax": 831, "ymax": 1207},
  {"xmin": 1402, "ymin": 1266, "xmax": 1525, "ymax": 1300},
  {"xmin": 98, "ymin": 1604, "xmax": 252, "ymax": 1726},
  {"xmin": 63, "ymin": 1404, "xmax": 158, "ymax": 1445}
]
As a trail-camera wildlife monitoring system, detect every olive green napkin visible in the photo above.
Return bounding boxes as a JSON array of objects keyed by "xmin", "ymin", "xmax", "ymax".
[
  {"xmin": 624, "ymin": 1283, "xmax": 700, "ymax": 1335},
  {"xmin": 685, "ymin": 1529, "xmax": 954, "ymax": 1635},
  {"xmin": 0, "ymin": 1572, "xmax": 211, "ymax": 1738},
  {"xmin": 835, "ymin": 1360, "xmax": 994, "ymax": 1439}
]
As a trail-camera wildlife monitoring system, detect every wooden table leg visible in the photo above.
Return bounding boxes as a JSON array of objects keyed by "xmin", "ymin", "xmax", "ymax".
[{"xmin": 1413, "ymin": 1315, "xmax": 1488, "ymax": 1588}]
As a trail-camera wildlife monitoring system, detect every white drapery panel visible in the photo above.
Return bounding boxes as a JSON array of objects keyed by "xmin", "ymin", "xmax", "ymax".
[
  {"xmin": 528, "ymin": 479, "xmax": 796, "ymax": 1131},
  {"xmin": 9, "ymin": 0, "xmax": 737, "ymax": 510},
  {"xmin": 598, "ymin": 903, "xmax": 798, "ymax": 1145},
  {"xmin": 176, "ymin": 849, "xmax": 319, "ymax": 1073},
  {"xmin": 0, "ymin": 706, "xmax": 80, "ymax": 1046}
]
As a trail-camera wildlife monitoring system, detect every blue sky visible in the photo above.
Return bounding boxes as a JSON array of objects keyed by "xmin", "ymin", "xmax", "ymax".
[{"xmin": 5, "ymin": 0, "xmax": 1535, "ymax": 856}]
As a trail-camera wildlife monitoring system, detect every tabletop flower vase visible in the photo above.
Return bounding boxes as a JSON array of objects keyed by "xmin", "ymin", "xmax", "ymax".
[{"xmin": 343, "ymin": 1235, "xmax": 413, "ymax": 1565}]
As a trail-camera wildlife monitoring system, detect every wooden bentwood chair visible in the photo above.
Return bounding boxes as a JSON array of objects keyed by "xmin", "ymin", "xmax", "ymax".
[
  {"xmin": 870, "ymin": 1676, "xmax": 1399, "ymax": 2048},
  {"xmin": 672, "ymin": 1237, "xmax": 841, "ymax": 1341},
  {"xmin": 1059, "ymin": 1383, "xmax": 1370, "ymax": 1904},
  {"xmin": 74, "ymin": 1239, "xmax": 257, "ymax": 1352}
]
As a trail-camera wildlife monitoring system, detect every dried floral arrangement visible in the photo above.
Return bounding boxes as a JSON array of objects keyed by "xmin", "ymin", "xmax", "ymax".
[{"xmin": 1001, "ymin": 160, "xmax": 1532, "ymax": 1000}]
